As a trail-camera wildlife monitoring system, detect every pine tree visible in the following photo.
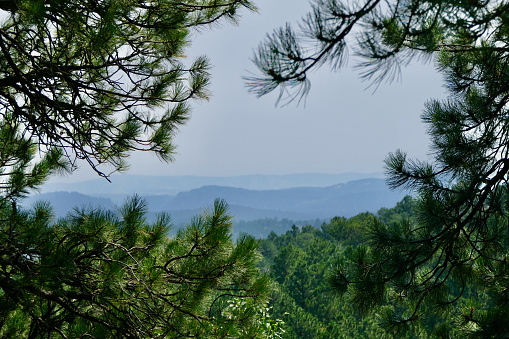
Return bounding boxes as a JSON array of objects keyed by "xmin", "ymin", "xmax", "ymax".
[
  {"xmin": 328, "ymin": 46, "xmax": 509, "ymax": 336},
  {"xmin": 0, "ymin": 1, "xmax": 281, "ymax": 337},
  {"xmin": 246, "ymin": 0, "xmax": 509, "ymax": 105},
  {"xmin": 0, "ymin": 195, "xmax": 272, "ymax": 338},
  {"xmin": 248, "ymin": 0, "xmax": 509, "ymax": 335},
  {"xmin": 0, "ymin": 0, "xmax": 256, "ymax": 178}
]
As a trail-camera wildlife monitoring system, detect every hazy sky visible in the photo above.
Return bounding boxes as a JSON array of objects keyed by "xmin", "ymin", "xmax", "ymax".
[{"xmin": 52, "ymin": 0, "xmax": 447, "ymax": 182}]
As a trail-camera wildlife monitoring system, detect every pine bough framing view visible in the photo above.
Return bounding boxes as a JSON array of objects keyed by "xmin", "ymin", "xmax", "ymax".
[
  {"xmin": 0, "ymin": 0, "xmax": 276, "ymax": 337},
  {"xmin": 1, "ymin": 0, "xmax": 509, "ymax": 338},
  {"xmin": 248, "ymin": 0, "xmax": 509, "ymax": 336}
]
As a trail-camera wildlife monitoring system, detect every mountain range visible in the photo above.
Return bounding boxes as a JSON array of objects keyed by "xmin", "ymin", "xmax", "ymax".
[
  {"xmin": 40, "ymin": 172, "xmax": 384, "ymax": 196},
  {"xmin": 25, "ymin": 177, "xmax": 406, "ymax": 226}
]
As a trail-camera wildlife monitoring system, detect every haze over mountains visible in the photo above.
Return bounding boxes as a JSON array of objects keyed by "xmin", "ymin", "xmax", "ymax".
[
  {"xmin": 25, "ymin": 174, "xmax": 406, "ymax": 229},
  {"xmin": 40, "ymin": 173, "xmax": 384, "ymax": 196}
]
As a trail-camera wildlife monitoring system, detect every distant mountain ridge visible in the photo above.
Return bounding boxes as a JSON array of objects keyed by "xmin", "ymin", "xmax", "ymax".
[
  {"xmin": 40, "ymin": 172, "xmax": 384, "ymax": 196},
  {"xmin": 25, "ymin": 178, "xmax": 405, "ymax": 225}
]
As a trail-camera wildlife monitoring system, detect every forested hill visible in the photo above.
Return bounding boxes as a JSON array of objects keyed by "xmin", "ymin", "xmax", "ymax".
[
  {"xmin": 149, "ymin": 178, "xmax": 402, "ymax": 217},
  {"xmin": 256, "ymin": 196, "xmax": 432, "ymax": 337},
  {"xmin": 25, "ymin": 178, "xmax": 405, "ymax": 225}
]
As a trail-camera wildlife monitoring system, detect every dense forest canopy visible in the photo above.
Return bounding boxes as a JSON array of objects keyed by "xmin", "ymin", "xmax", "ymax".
[
  {"xmin": 258, "ymin": 195, "xmax": 505, "ymax": 337},
  {"xmin": 257, "ymin": 197, "xmax": 425, "ymax": 338}
]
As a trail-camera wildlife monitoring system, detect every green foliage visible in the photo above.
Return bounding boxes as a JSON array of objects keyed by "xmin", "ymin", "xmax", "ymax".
[
  {"xmin": 222, "ymin": 297, "xmax": 286, "ymax": 339},
  {"xmin": 0, "ymin": 116, "xmax": 71, "ymax": 202},
  {"xmin": 257, "ymin": 196, "xmax": 502, "ymax": 337},
  {"xmin": 321, "ymin": 213, "xmax": 375, "ymax": 246},
  {"xmin": 0, "ymin": 101, "xmax": 275, "ymax": 337},
  {"xmin": 258, "ymin": 205, "xmax": 433, "ymax": 338},
  {"xmin": 333, "ymin": 39, "xmax": 509, "ymax": 334},
  {"xmin": 376, "ymin": 196, "xmax": 416, "ymax": 225},
  {"xmin": 247, "ymin": 0, "xmax": 508, "ymax": 104},
  {"xmin": 249, "ymin": 0, "xmax": 509, "ymax": 336},
  {"xmin": 0, "ymin": 0, "xmax": 277, "ymax": 337},
  {"xmin": 0, "ymin": 0, "xmax": 256, "ymax": 177},
  {"xmin": 0, "ymin": 197, "xmax": 272, "ymax": 338}
]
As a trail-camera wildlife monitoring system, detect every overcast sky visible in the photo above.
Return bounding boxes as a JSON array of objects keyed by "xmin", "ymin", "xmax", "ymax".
[{"xmin": 52, "ymin": 0, "xmax": 447, "ymax": 183}]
